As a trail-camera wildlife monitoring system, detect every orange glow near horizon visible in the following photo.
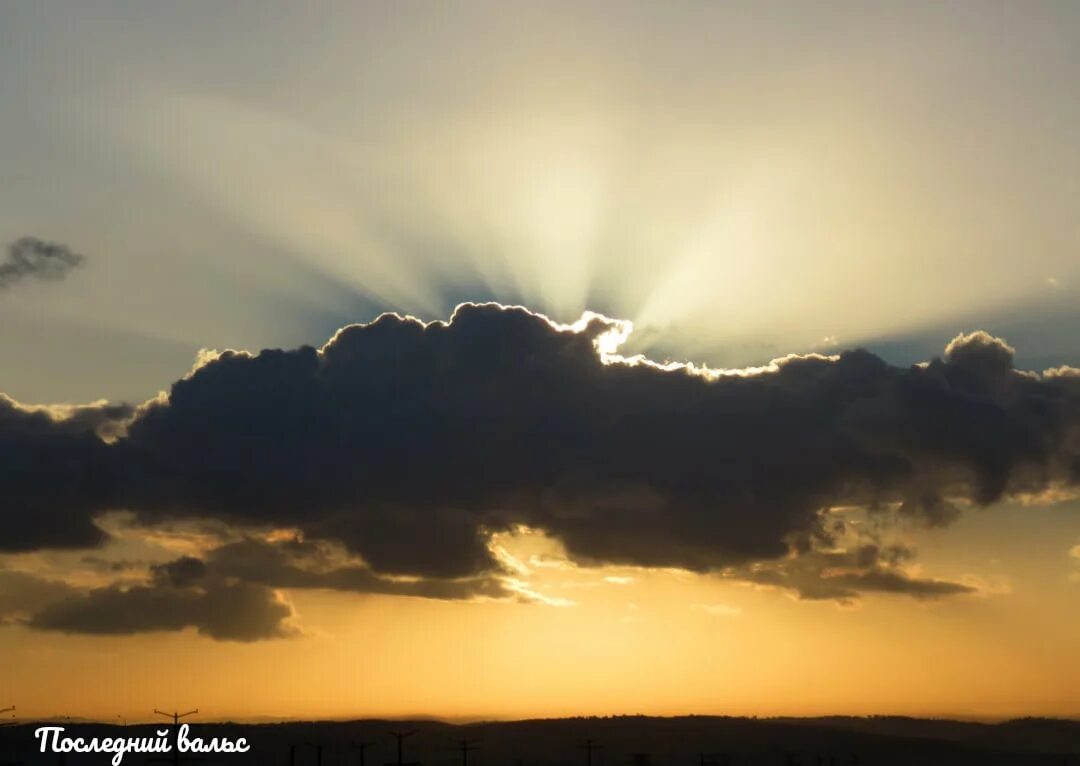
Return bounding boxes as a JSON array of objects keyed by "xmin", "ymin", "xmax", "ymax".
[{"xmin": 2, "ymin": 503, "xmax": 1077, "ymax": 723}]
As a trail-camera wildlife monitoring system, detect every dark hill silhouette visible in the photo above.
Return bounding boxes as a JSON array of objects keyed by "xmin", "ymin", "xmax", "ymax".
[{"xmin": 2, "ymin": 715, "xmax": 1078, "ymax": 766}]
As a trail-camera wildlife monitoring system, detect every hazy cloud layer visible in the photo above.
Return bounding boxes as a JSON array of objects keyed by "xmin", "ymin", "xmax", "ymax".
[
  {"xmin": 1, "ymin": 540, "xmax": 503, "ymax": 641},
  {"xmin": 0, "ymin": 237, "xmax": 85, "ymax": 290},
  {"xmin": 4, "ymin": 303, "xmax": 1080, "ymax": 637},
  {"xmin": 728, "ymin": 543, "xmax": 976, "ymax": 603},
  {"xmin": 203, "ymin": 539, "xmax": 509, "ymax": 600},
  {"xmin": 0, "ymin": 569, "xmax": 79, "ymax": 623}
]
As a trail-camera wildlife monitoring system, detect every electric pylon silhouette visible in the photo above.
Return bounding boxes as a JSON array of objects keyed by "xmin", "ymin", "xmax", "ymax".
[
  {"xmin": 148, "ymin": 708, "xmax": 201, "ymax": 766},
  {"xmin": 290, "ymin": 742, "xmax": 323, "ymax": 766},
  {"xmin": 386, "ymin": 731, "xmax": 421, "ymax": 766},
  {"xmin": 352, "ymin": 740, "xmax": 377, "ymax": 766},
  {"xmin": 580, "ymin": 740, "xmax": 602, "ymax": 766},
  {"xmin": 154, "ymin": 708, "xmax": 199, "ymax": 727},
  {"xmin": 449, "ymin": 739, "xmax": 479, "ymax": 766},
  {"xmin": 0, "ymin": 705, "xmax": 18, "ymax": 766}
]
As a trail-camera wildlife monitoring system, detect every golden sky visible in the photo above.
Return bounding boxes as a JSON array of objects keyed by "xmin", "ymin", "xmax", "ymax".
[{"xmin": 2, "ymin": 492, "xmax": 1077, "ymax": 721}]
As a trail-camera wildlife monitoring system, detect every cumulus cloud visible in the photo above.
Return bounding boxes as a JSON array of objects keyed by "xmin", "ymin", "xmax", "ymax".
[
  {"xmin": 26, "ymin": 578, "xmax": 296, "ymax": 642},
  {"xmin": 0, "ymin": 394, "xmax": 131, "ymax": 551},
  {"xmin": 3, "ymin": 304, "xmax": 1080, "ymax": 635},
  {"xmin": 0, "ymin": 554, "xmax": 298, "ymax": 642},
  {"xmin": 1044, "ymin": 366, "xmax": 1080, "ymax": 380},
  {"xmin": 0, "ymin": 237, "xmax": 85, "ymax": 290}
]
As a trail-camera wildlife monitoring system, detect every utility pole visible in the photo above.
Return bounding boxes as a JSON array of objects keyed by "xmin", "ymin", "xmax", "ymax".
[
  {"xmin": 580, "ymin": 740, "xmax": 602, "ymax": 766},
  {"xmin": 386, "ymin": 731, "xmax": 420, "ymax": 766},
  {"xmin": 449, "ymin": 739, "xmax": 479, "ymax": 766},
  {"xmin": 149, "ymin": 708, "xmax": 202, "ymax": 766},
  {"xmin": 352, "ymin": 740, "xmax": 376, "ymax": 766},
  {"xmin": 0, "ymin": 707, "xmax": 18, "ymax": 766},
  {"xmin": 155, "ymin": 708, "xmax": 199, "ymax": 727},
  {"xmin": 290, "ymin": 743, "xmax": 323, "ymax": 766}
]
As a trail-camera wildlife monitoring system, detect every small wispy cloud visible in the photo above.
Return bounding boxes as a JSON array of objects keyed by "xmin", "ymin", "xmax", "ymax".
[
  {"xmin": 0, "ymin": 237, "xmax": 86, "ymax": 290},
  {"xmin": 503, "ymin": 578, "xmax": 577, "ymax": 608},
  {"xmin": 490, "ymin": 544, "xmax": 532, "ymax": 577}
]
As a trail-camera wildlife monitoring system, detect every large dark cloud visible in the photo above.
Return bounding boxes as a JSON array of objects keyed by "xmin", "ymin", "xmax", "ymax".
[
  {"xmin": 3, "ymin": 304, "xmax": 1080, "ymax": 618},
  {"xmin": 0, "ymin": 237, "xmax": 85, "ymax": 289}
]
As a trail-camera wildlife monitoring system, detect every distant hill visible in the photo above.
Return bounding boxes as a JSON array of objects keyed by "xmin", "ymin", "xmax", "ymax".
[{"xmin": 2, "ymin": 714, "xmax": 1077, "ymax": 766}]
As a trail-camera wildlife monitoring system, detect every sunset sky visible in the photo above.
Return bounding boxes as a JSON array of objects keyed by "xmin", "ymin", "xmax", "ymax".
[{"xmin": 1, "ymin": 0, "xmax": 1078, "ymax": 723}]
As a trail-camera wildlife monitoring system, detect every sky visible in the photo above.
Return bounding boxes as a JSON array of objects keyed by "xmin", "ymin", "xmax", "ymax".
[{"xmin": 0, "ymin": 0, "xmax": 1078, "ymax": 722}]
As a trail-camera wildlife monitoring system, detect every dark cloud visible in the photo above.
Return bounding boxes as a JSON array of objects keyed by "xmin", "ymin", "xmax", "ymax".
[
  {"xmin": 0, "ymin": 395, "xmax": 131, "ymax": 552},
  {"xmin": 1, "ymin": 556, "xmax": 296, "ymax": 642},
  {"xmin": 152, "ymin": 555, "xmax": 209, "ymax": 588},
  {"xmin": 728, "ymin": 543, "xmax": 975, "ymax": 603},
  {"xmin": 0, "ymin": 569, "xmax": 79, "ymax": 623},
  {"xmin": 0, "ymin": 237, "xmax": 85, "ymax": 289},
  {"xmin": 203, "ymin": 538, "xmax": 508, "ymax": 600},
  {"xmin": 26, "ymin": 579, "xmax": 295, "ymax": 642},
  {"xmin": 0, "ymin": 541, "xmax": 504, "ymax": 642},
  {"xmin": 2, "ymin": 304, "xmax": 1080, "ymax": 614},
  {"xmin": 80, "ymin": 555, "xmax": 147, "ymax": 574}
]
